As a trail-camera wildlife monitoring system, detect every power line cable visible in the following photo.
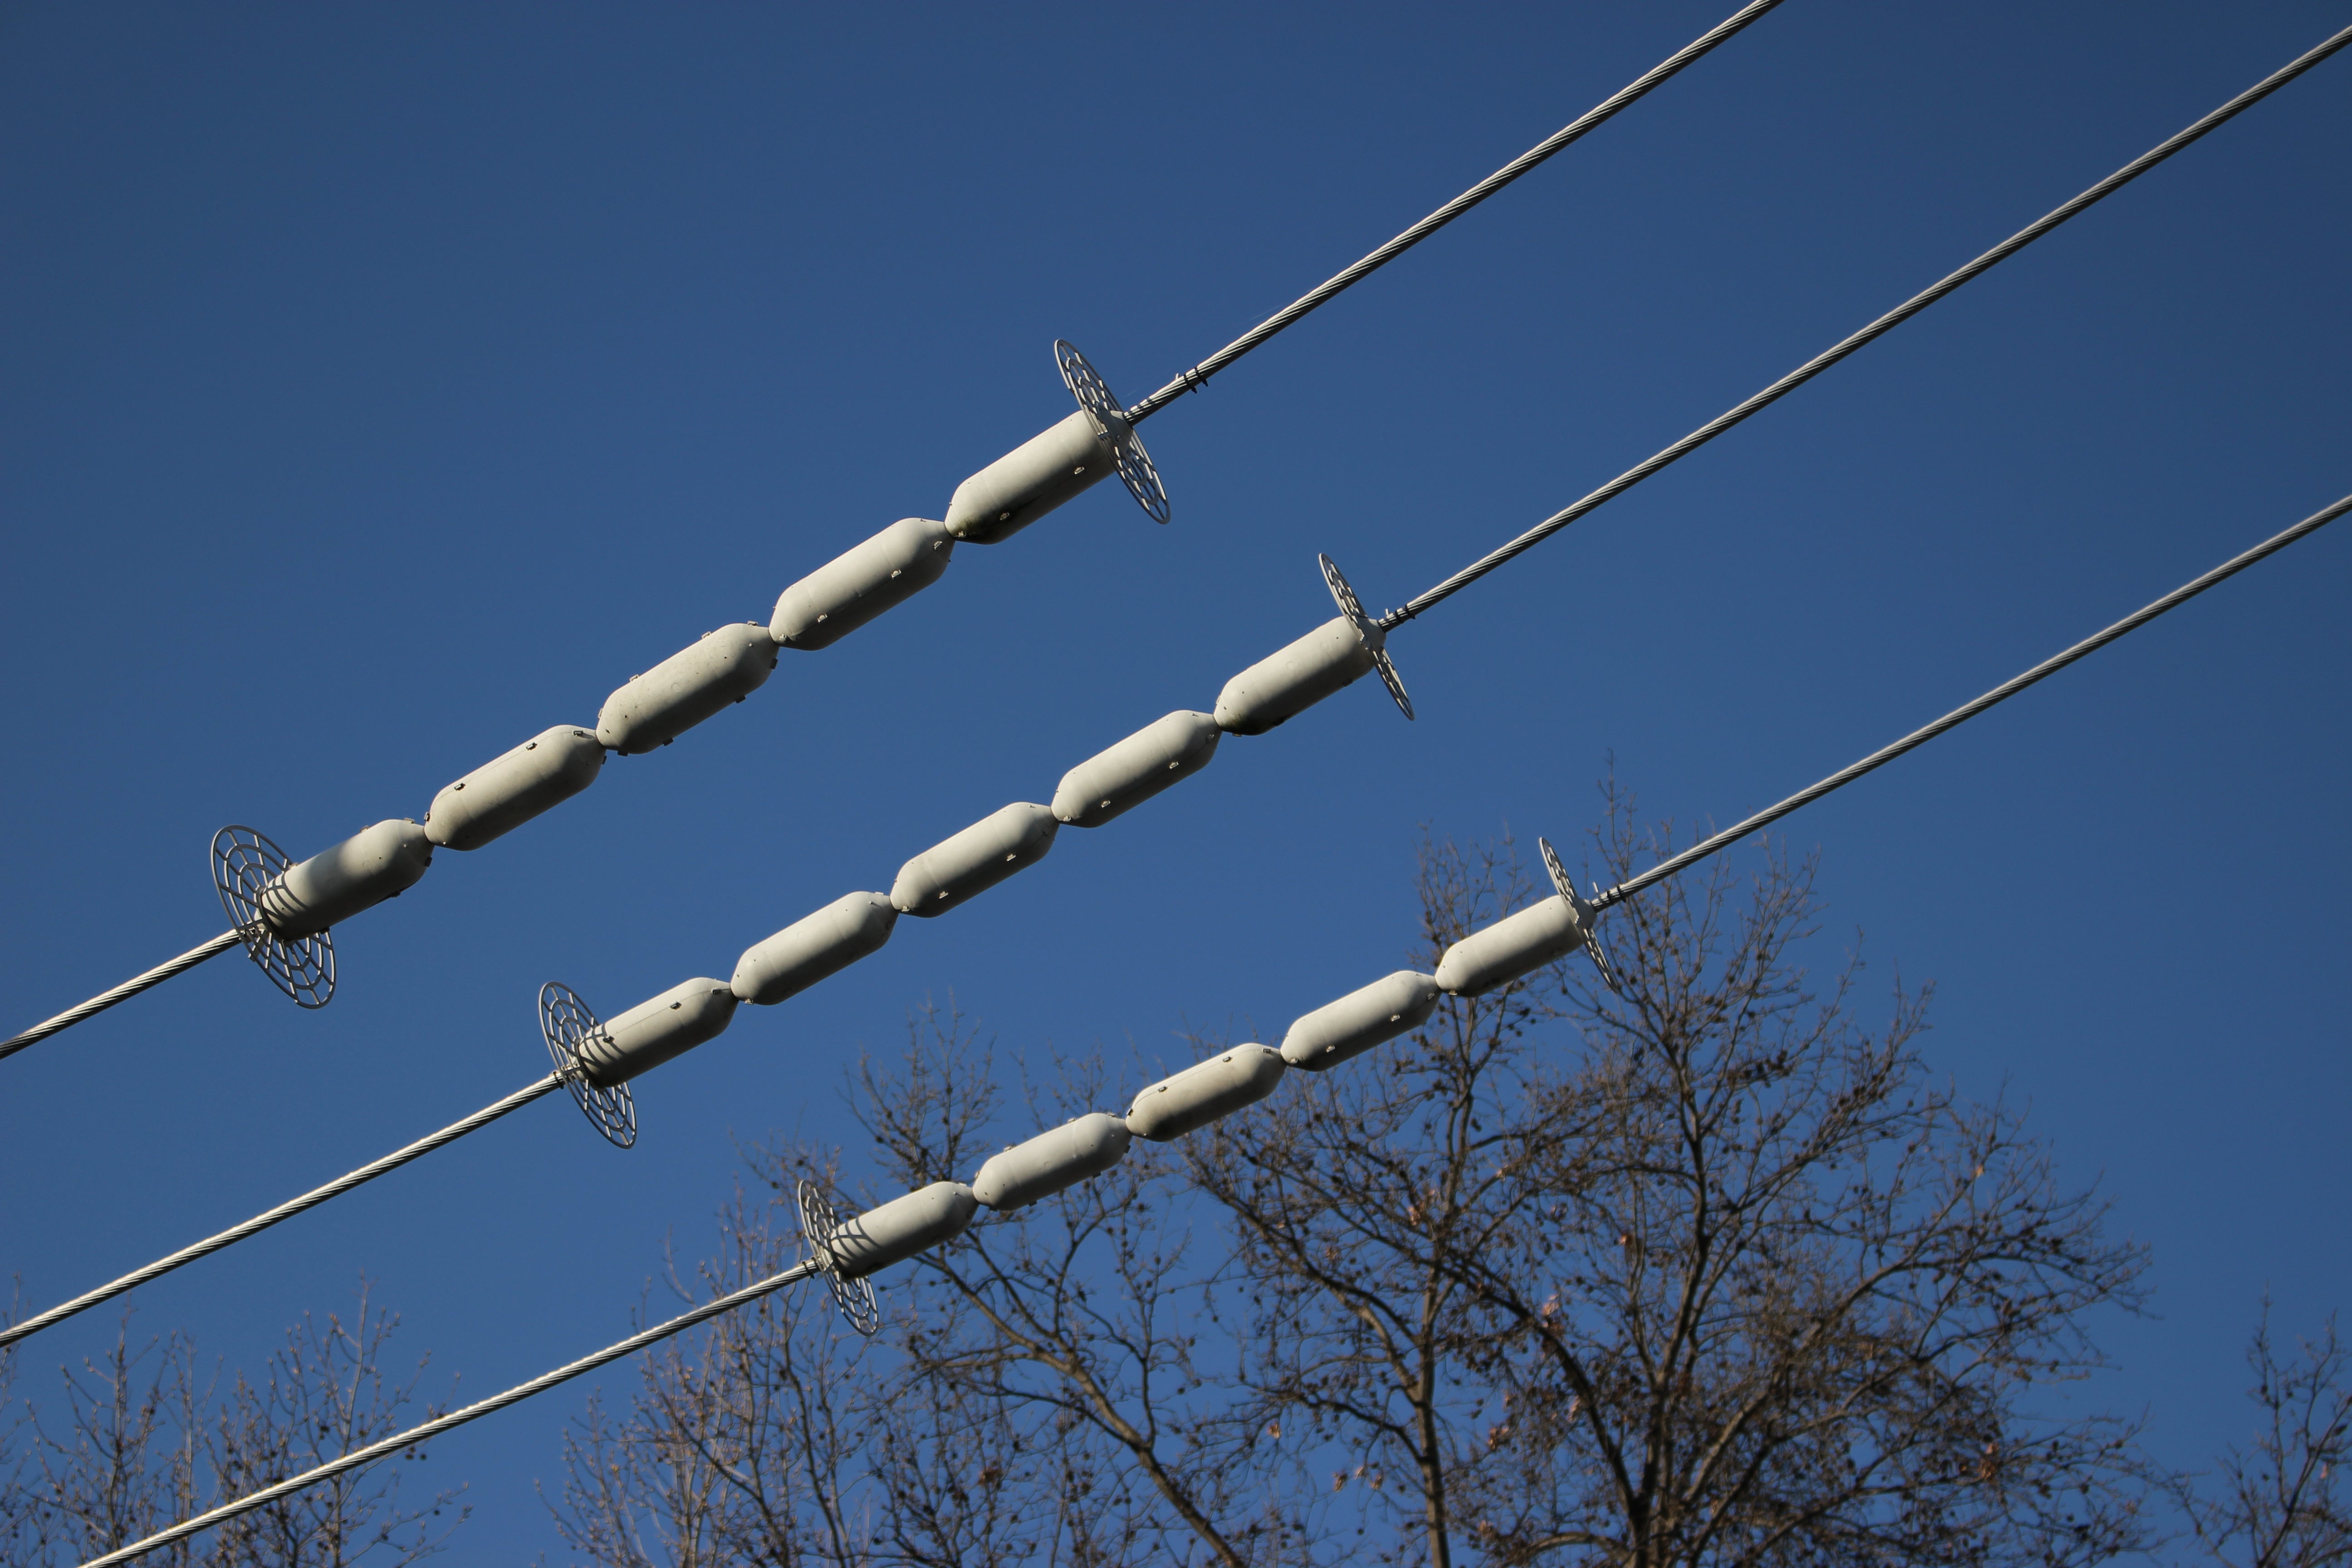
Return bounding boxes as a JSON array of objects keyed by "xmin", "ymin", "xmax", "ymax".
[
  {"xmin": 0, "ymin": 1077, "xmax": 562, "ymax": 1351},
  {"xmin": 1120, "ymin": 0, "xmax": 1785, "ymax": 422},
  {"xmin": 73, "ymin": 486, "xmax": 2349, "ymax": 1567},
  {"xmin": 0, "ymin": 933, "xmax": 242, "ymax": 1064},
  {"xmin": 1377, "ymin": 20, "xmax": 2352, "ymax": 627},
  {"xmin": 1594, "ymin": 492, "xmax": 2352, "ymax": 909},
  {"xmin": 79, "ymin": 1258, "xmax": 824, "ymax": 1568}
]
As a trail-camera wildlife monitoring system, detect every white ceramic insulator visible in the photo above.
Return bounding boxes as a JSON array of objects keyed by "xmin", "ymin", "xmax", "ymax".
[
  {"xmin": 1213, "ymin": 617, "xmax": 1376, "ymax": 736},
  {"xmin": 971, "ymin": 1113, "xmax": 1132, "ymax": 1210},
  {"xmin": 944, "ymin": 411, "xmax": 1119, "ymax": 544},
  {"xmin": 1435, "ymin": 897, "xmax": 1590, "ymax": 998},
  {"xmin": 425, "ymin": 725, "xmax": 605, "ymax": 851},
  {"xmin": 578, "ymin": 978, "xmax": 739, "ymax": 1087},
  {"xmin": 597, "ymin": 624, "xmax": 779, "ymax": 755},
  {"xmin": 891, "ymin": 803, "xmax": 1059, "ymax": 916},
  {"xmin": 828, "ymin": 1181, "xmax": 979, "ymax": 1279},
  {"xmin": 1052, "ymin": 710, "xmax": 1222, "ymax": 828},
  {"xmin": 259, "ymin": 820, "xmax": 434, "ymax": 940},
  {"xmin": 1126, "ymin": 1045, "xmax": 1287, "ymax": 1142},
  {"xmin": 771, "ymin": 518, "xmax": 956, "ymax": 650},
  {"xmin": 731, "ymin": 892, "xmax": 898, "ymax": 1005},
  {"xmin": 1280, "ymin": 971, "xmax": 1443, "ymax": 1071}
]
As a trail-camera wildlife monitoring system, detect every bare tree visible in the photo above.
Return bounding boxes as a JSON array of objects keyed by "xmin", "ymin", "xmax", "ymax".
[
  {"xmin": 558, "ymin": 802, "xmax": 2203, "ymax": 1568},
  {"xmin": 1184, "ymin": 830, "xmax": 1563, "ymax": 1568},
  {"xmin": 551, "ymin": 1001, "xmax": 1309, "ymax": 1568},
  {"xmin": 12, "ymin": 1320, "xmax": 209, "ymax": 1565},
  {"xmin": 4, "ymin": 1281, "xmax": 463, "ymax": 1566},
  {"xmin": 546, "ymin": 1153, "xmax": 875, "ymax": 1568},
  {"xmin": 1191, "ymin": 796, "xmax": 2154, "ymax": 1568},
  {"xmin": 2178, "ymin": 1305, "xmax": 2352, "ymax": 1568},
  {"xmin": 856, "ymin": 1005, "xmax": 1308, "ymax": 1568}
]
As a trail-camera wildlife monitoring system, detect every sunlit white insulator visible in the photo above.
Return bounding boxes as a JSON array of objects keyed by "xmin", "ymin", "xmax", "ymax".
[
  {"xmin": 425, "ymin": 725, "xmax": 605, "ymax": 851},
  {"xmin": 971, "ymin": 1114, "xmax": 1132, "ymax": 1210},
  {"xmin": 890, "ymin": 803, "xmax": 1059, "ymax": 916},
  {"xmin": 1279, "ymin": 970, "xmax": 1442, "ymax": 1071},
  {"xmin": 577, "ymin": 978, "xmax": 738, "ymax": 1086},
  {"xmin": 771, "ymin": 518, "xmax": 956, "ymax": 651},
  {"xmin": 731, "ymin": 892, "xmax": 898, "ymax": 1005},
  {"xmin": 1435, "ymin": 897, "xmax": 1595, "ymax": 998},
  {"xmin": 1051, "ymin": 710, "xmax": 1222, "ymax": 828},
  {"xmin": 257, "ymin": 821, "xmax": 433, "ymax": 940},
  {"xmin": 1213, "ymin": 617, "xmax": 1376, "ymax": 735},
  {"xmin": 1126, "ymin": 1045, "xmax": 1286, "ymax": 1142},
  {"xmin": 944, "ymin": 413, "xmax": 1124, "ymax": 545},
  {"xmin": 824, "ymin": 1181, "xmax": 978, "ymax": 1280},
  {"xmin": 596, "ymin": 624, "xmax": 779, "ymax": 755}
]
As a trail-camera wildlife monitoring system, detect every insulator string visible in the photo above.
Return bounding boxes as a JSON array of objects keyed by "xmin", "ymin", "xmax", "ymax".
[
  {"xmin": 0, "ymin": 6, "xmax": 1782, "ymax": 1072},
  {"xmin": 31, "ymin": 487, "xmax": 2340, "ymax": 1360},
  {"xmin": 0, "ymin": 1076, "xmax": 562, "ymax": 1352},
  {"xmin": 1377, "ymin": 20, "xmax": 2352, "ymax": 627},
  {"xmin": 1121, "ymin": 0, "xmax": 1786, "ymax": 423},
  {"xmin": 70, "ymin": 487, "xmax": 2351, "ymax": 1559},
  {"xmin": 34, "ymin": 12, "xmax": 2339, "ymax": 1069},
  {"xmin": 1595, "ymin": 492, "xmax": 2352, "ymax": 910}
]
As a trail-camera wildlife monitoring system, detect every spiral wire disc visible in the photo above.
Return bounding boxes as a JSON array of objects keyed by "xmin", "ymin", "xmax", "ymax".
[
  {"xmin": 1318, "ymin": 554, "xmax": 1413, "ymax": 720},
  {"xmin": 1054, "ymin": 340, "xmax": 1171, "ymax": 525},
  {"xmin": 538, "ymin": 982, "xmax": 637, "ymax": 1149},
  {"xmin": 210, "ymin": 826, "xmax": 335, "ymax": 1009},
  {"xmin": 796, "ymin": 1179, "xmax": 881, "ymax": 1338},
  {"xmin": 1538, "ymin": 835, "xmax": 1622, "ymax": 996}
]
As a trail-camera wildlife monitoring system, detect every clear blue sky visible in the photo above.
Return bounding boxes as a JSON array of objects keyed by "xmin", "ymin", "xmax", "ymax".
[{"xmin": 3, "ymin": 2, "xmax": 2347, "ymax": 1556}]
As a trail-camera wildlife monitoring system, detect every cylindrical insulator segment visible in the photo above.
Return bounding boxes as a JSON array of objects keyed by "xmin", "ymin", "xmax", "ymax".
[
  {"xmin": 772, "ymin": 518, "xmax": 956, "ymax": 650},
  {"xmin": 1436, "ymin": 897, "xmax": 1592, "ymax": 998},
  {"xmin": 1127, "ymin": 1045, "xmax": 1287, "ymax": 1142},
  {"xmin": 944, "ymin": 412, "xmax": 1121, "ymax": 545},
  {"xmin": 1280, "ymin": 971, "xmax": 1442, "ymax": 1071},
  {"xmin": 258, "ymin": 821, "xmax": 434, "ymax": 940},
  {"xmin": 825, "ymin": 1181, "xmax": 978, "ymax": 1279},
  {"xmin": 731, "ymin": 892, "xmax": 898, "ymax": 1006},
  {"xmin": 578, "ymin": 978, "xmax": 739, "ymax": 1086},
  {"xmin": 971, "ymin": 1113, "xmax": 1132, "ymax": 1210},
  {"xmin": 1052, "ymin": 711, "xmax": 1222, "ymax": 828},
  {"xmin": 597, "ymin": 624, "xmax": 779, "ymax": 755},
  {"xmin": 425, "ymin": 725, "xmax": 605, "ymax": 851},
  {"xmin": 891, "ymin": 803, "xmax": 1058, "ymax": 916},
  {"xmin": 1213, "ymin": 617, "xmax": 1376, "ymax": 736}
]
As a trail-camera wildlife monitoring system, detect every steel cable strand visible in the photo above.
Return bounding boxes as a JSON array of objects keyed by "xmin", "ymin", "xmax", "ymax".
[
  {"xmin": 1596, "ymin": 492, "xmax": 2352, "ymax": 909},
  {"xmin": 1380, "ymin": 20, "xmax": 2352, "ymax": 626},
  {"xmin": 0, "ymin": 1076, "xmax": 563, "ymax": 1350},
  {"xmin": 77, "ymin": 1256, "xmax": 823, "ymax": 1568},
  {"xmin": 1122, "ymin": 0, "xmax": 1787, "ymax": 422},
  {"xmin": 0, "ymin": 932, "xmax": 242, "ymax": 1063}
]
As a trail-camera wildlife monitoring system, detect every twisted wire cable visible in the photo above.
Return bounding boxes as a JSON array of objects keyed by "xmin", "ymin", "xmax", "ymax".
[
  {"xmin": 1378, "ymin": 20, "xmax": 2352, "ymax": 627},
  {"xmin": 1596, "ymin": 492, "xmax": 2352, "ymax": 909},
  {"xmin": 0, "ymin": 1076, "xmax": 562, "ymax": 1351},
  {"xmin": 0, "ymin": 932, "xmax": 241, "ymax": 1064},
  {"xmin": 1120, "ymin": 0, "xmax": 1785, "ymax": 422},
  {"xmin": 79, "ymin": 1257, "xmax": 823, "ymax": 1568}
]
